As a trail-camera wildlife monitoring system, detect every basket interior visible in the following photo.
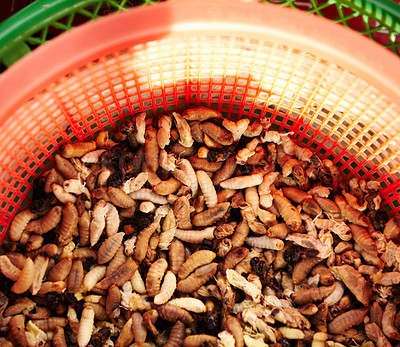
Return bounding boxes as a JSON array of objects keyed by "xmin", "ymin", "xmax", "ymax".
[{"xmin": 1, "ymin": 28, "xmax": 400, "ymax": 239}]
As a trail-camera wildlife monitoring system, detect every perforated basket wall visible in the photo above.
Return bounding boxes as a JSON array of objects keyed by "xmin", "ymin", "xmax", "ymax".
[{"xmin": 1, "ymin": 0, "xmax": 400, "ymax": 242}]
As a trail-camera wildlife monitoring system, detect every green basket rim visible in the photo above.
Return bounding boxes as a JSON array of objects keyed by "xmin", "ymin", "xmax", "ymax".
[{"xmin": 1, "ymin": 0, "xmax": 400, "ymax": 69}]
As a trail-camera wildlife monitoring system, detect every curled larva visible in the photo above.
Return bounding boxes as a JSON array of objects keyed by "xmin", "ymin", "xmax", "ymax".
[
  {"xmin": 154, "ymin": 271, "xmax": 176, "ymax": 305},
  {"xmin": 178, "ymin": 250, "xmax": 216, "ymax": 280},
  {"xmin": 200, "ymin": 122, "xmax": 233, "ymax": 146},
  {"xmin": 115, "ymin": 318, "xmax": 134, "ymax": 347},
  {"xmin": 83, "ymin": 266, "xmax": 107, "ymax": 291},
  {"xmin": 0, "ymin": 255, "xmax": 21, "ymax": 281},
  {"xmin": 25, "ymin": 205, "xmax": 62, "ymax": 235},
  {"xmin": 11, "ymin": 257, "xmax": 34, "ymax": 294},
  {"xmin": 106, "ymin": 284, "xmax": 121, "ymax": 316},
  {"xmin": 54, "ymin": 154, "xmax": 79, "ymax": 179},
  {"xmin": 9, "ymin": 210, "xmax": 38, "ymax": 242},
  {"xmin": 196, "ymin": 170, "xmax": 217, "ymax": 208},
  {"xmin": 90, "ymin": 199, "xmax": 108, "ymax": 246},
  {"xmin": 77, "ymin": 305, "xmax": 95, "ymax": 347},
  {"xmin": 292, "ymin": 257, "xmax": 323, "ymax": 285},
  {"xmin": 177, "ymin": 263, "xmax": 218, "ymax": 293},
  {"xmin": 133, "ymin": 222, "xmax": 157, "ymax": 263},
  {"xmin": 52, "ymin": 183, "xmax": 77, "ymax": 204},
  {"xmin": 146, "ymin": 258, "xmax": 168, "ymax": 297}
]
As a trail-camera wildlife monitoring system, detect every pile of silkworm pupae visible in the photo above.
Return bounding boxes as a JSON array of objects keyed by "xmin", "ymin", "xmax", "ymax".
[{"xmin": 2, "ymin": 105, "xmax": 400, "ymax": 347}]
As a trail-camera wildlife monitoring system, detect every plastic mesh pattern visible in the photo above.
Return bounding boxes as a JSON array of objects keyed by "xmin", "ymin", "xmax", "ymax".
[
  {"xmin": 1, "ymin": 0, "xmax": 400, "ymax": 71},
  {"xmin": 1, "ymin": 33, "xmax": 400, "ymax": 240}
]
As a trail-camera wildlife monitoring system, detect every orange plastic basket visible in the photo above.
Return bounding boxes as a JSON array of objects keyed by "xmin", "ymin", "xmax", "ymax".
[{"xmin": 1, "ymin": 0, "xmax": 400, "ymax": 241}]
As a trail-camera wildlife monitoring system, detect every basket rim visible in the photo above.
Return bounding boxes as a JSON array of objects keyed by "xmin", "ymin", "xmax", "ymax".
[{"xmin": 1, "ymin": 0, "xmax": 400, "ymax": 123}]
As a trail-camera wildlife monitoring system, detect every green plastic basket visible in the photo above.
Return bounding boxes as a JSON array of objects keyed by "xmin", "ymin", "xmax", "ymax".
[{"xmin": 1, "ymin": 0, "xmax": 400, "ymax": 72}]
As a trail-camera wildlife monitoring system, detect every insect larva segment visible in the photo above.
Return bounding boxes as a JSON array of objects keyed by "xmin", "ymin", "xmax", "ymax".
[
  {"xmin": 157, "ymin": 303, "xmax": 194, "ymax": 325},
  {"xmin": 192, "ymin": 202, "xmax": 230, "ymax": 227},
  {"xmin": 328, "ymin": 308, "xmax": 368, "ymax": 335},
  {"xmin": 26, "ymin": 205, "xmax": 62, "ymax": 235},
  {"xmin": 169, "ymin": 239, "xmax": 186, "ymax": 275},
  {"xmin": 131, "ymin": 312, "xmax": 147, "ymax": 344},
  {"xmin": 177, "ymin": 263, "xmax": 218, "ymax": 294},
  {"xmin": 54, "ymin": 154, "xmax": 79, "ymax": 179},
  {"xmin": 145, "ymin": 124, "xmax": 160, "ymax": 172},
  {"xmin": 52, "ymin": 326, "xmax": 68, "ymax": 347},
  {"xmin": 77, "ymin": 305, "xmax": 95, "ymax": 347},
  {"xmin": 95, "ymin": 260, "xmax": 138, "ymax": 290},
  {"xmin": 164, "ymin": 320, "xmax": 186, "ymax": 347},
  {"xmin": 272, "ymin": 194, "xmax": 301, "ymax": 231},
  {"xmin": 196, "ymin": 170, "xmax": 218, "ymax": 208},
  {"xmin": 115, "ymin": 317, "xmax": 134, "ymax": 347},
  {"xmin": 97, "ymin": 232, "xmax": 125, "ymax": 264},
  {"xmin": 183, "ymin": 334, "xmax": 218, "ymax": 347},
  {"xmin": 47, "ymin": 257, "xmax": 72, "ymax": 282},
  {"xmin": 182, "ymin": 106, "xmax": 222, "ymax": 121},
  {"xmin": 106, "ymin": 284, "xmax": 121, "ymax": 316},
  {"xmin": 106, "ymin": 245, "xmax": 127, "ymax": 277},
  {"xmin": 9, "ymin": 314, "xmax": 27, "ymax": 347},
  {"xmin": 212, "ymin": 156, "xmax": 236, "ymax": 186},
  {"xmin": 292, "ymin": 257, "xmax": 323, "ymax": 285},
  {"xmin": 146, "ymin": 258, "xmax": 168, "ymax": 297},
  {"xmin": 33, "ymin": 317, "xmax": 68, "ymax": 331},
  {"xmin": 67, "ymin": 259, "xmax": 84, "ymax": 294},
  {"xmin": 107, "ymin": 187, "xmax": 136, "ymax": 208},
  {"xmin": 173, "ymin": 196, "xmax": 193, "ymax": 230},
  {"xmin": 11, "ymin": 257, "xmax": 34, "ymax": 294},
  {"xmin": 154, "ymin": 271, "xmax": 176, "ymax": 305},
  {"xmin": 330, "ymin": 265, "xmax": 372, "ymax": 306},
  {"xmin": 178, "ymin": 250, "xmax": 216, "ymax": 280},
  {"xmin": 220, "ymin": 173, "xmax": 263, "ymax": 190},
  {"xmin": 223, "ymin": 315, "xmax": 244, "ymax": 347},
  {"xmin": 133, "ymin": 222, "xmax": 157, "ymax": 263},
  {"xmin": 349, "ymin": 224, "xmax": 378, "ymax": 256},
  {"xmin": 291, "ymin": 284, "xmax": 336, "ymax": 305},
  {"xmin": 382, "ymin": 302, "xmax": 400, "ymax": 340},
  {"xmin": 58, "ymin": 202, "xmax": 79, "ymax": 246},
  {"xmin": 153, "ymin": 177, "xmax": 182, "ymax": 196},
  {"xmin": 9, "ymin": 210, "xmax": 38, "ymax": 242}
]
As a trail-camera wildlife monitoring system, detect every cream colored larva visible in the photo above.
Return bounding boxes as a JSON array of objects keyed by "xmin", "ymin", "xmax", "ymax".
[{"xmin": 77, "ymin": 305, "xmax": 95, "ymax": 347}]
